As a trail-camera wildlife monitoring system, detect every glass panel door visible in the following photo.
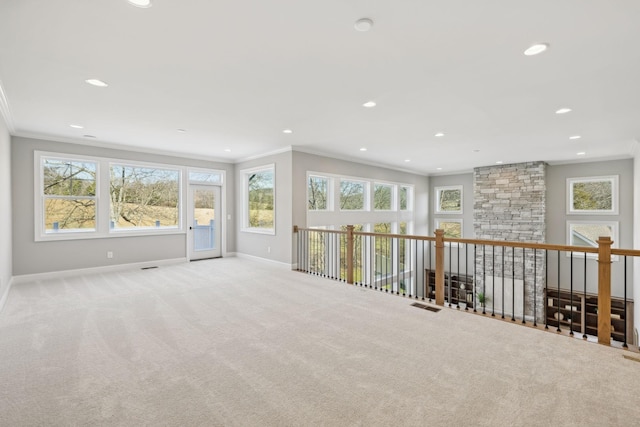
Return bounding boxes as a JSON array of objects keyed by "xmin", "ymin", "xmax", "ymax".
[{"xmin": 188, "ymin": 185, "xmax": 221, "ymax": 260}]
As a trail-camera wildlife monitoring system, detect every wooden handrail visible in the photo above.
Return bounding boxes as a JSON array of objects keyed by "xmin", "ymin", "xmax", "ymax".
[{"xmin": 294, "ymin": 225, "xmax": 635, "ymax": 347}]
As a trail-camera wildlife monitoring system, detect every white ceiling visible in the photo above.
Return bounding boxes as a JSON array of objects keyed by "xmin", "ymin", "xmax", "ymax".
[{"xmin": 1, "ymin": 0, "xmax": 639, "ymax": 175}]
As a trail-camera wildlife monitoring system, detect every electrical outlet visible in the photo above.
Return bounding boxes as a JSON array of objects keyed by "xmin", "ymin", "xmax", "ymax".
[{"xmin": 107, "ymin": 251, "xmax": 113, "ymax": 259}]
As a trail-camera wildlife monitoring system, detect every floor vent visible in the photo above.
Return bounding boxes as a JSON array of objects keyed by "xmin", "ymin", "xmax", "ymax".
[
  {"xmin": 141, "ymin": 266, "xmax": 159, "ymax": 270},
  {"xmin": 411, "ymin": 302, "xmax": 441, "ymax": 313}
]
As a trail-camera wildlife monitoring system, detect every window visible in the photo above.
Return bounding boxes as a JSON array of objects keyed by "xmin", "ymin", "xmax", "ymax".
[
  {"xmin": 308, "ymin": 175, "xmax": 329, "ymax": 210},
  {"xmin": 189, "ymin": 169, "xmax": 223, "ymax": 184},
  {"xmin": 435, "ymin": 185, "xmax": 463, "ymax": 214},
  {"xmin": 374, "ymin": 183, "xmax": 394, "ymax": 211},
  {"xmin": 435, "ymin": 218, "xmax": 463, "ymax": 239},
  {"xmin": 399, "ymin": 186, "xmax": 412, "ymax": 210},
  {"xmin": 340, "ymin": 179, "xmax": 366, "ymax": 210},
  {"xmin": 567, "ymin": 221, "xmax": 618, "ymax": 259},
  {"xmin": 109, "ymin": 164, "xmax": 180, "ymax": 230},
  {"xmin": 243, "ymin": 165, "xmax": 275, "ymax": 233},
  {"xmin": 40, "ymin": 156, "xmax": 97, "ymax": 235},
  {"xmin": 567, "ymin": 175, "xmax": 618, "ymax": 214},
  {"xmin": 36, "ymin": 151, "xmax": 194, "ymax": 240}
]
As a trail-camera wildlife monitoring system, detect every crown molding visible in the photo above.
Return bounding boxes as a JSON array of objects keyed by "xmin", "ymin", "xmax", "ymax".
[
  {"xmin": 12, "ymin": 131, "xmax": 234, "ymax": 164},
  {"xmin": 0, "ymin": 79, "xmax": 16, "ymax": 134}
]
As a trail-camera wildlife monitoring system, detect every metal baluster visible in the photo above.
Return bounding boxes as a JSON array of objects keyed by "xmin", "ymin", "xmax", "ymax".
[
  {"xmin": 473, "ymin": 244, "xmax": 477, "ymax": 313},
  {"xmin": 448, "ymin": 242, "xmax": 452, "ymax": 307},
  {"xmin": 556, "ymin": 251, "xmax": 561, "ymax": 332},
  {"xmin": 482, "ymin": 245, "xmax": 486, "ymax": 315},
  {"xmin": 456, "ymin": 242, "xmax": 461, "ymax": 309},
  {"xmin": 522, "ymin": 247, "xmax": 526, "ymax": 324},
  {"xmin": 533, "ymin": 248, "xmax": 538, "ymax": 327},
  {"xmin": 492, "ymin": 245, "xmax": 496, "ymax": 317},
  {"xmin": 501, "ymin": 246, "xmax": 505, "ymax": 319},
  {"xmin": 544, "ymin": 250, "xmax": 549, "ymax": 330},
  {"xmin": 511, "ymin": 246, "xmax": 515, "ymax": 322},
  {"xmin": 583, "ymin": 252, "xmax": 587, "ymax": 339},
  {"xmin": 570, "ymin": 252, "xmax": 574, "ymax": 336},
  {"xmin": 623, "ymin": 256, "xmax": 628, "ymax": 348}
]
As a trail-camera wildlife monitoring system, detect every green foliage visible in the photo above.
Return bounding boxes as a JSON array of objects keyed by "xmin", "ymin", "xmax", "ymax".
[
  {"xmin": 248, "ymin": 170, "xmax": 274, "ymax": 228},
  {"xmin": 340, "ymin": 180, "xmax": 364, "ymax": 210},
  {"xmin": 308, "ymin": 176, "xmax": 328, "ymax": 210},
  {"xmin": 572, "ymin": 181, "xmax": 612, "ymax": 210},
  {"xmin": 373, "ymin": 184, "xmax": 392, "ymax": 210},
  {"xmin": 439, "ymin": 189, "xmax": 461, "ymax": 211}
]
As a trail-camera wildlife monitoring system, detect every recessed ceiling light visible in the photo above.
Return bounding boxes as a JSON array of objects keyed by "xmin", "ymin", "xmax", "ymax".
[
  {"xmin": 83, "ymin": 134, "xmax": 96, "ymax": 138},
  {"xmin": 127, "ymin": 0, "xmax": 152, "ymax": 8},
  {"xmin": 569, "ymin": 135, "xmax": 581, "ymax": 140},
  {"xmin": 577, "ymin": 152, "xmax": 586, "ymax": 156},
  {"xmin": 556, "ymin": 108, "xmax": 572, "ymax": 114},
  {"xmin": 404, "ymin": 159, "xmax": 411, "ymax": 162},
  {"xmin": 85, "ymin": 79, "xmax": 108, "ymax": 87},
  {"xmin": 354, "ymin": 18, "xmax": 373, "ymax": 32},
  {"xmin": 283, "ymin": 129, "xmax": 293, "ymax": 134},
  {"xmin": 363, "ymin": 101, "xmax": 376, "ymax": 108},
  {"xmin": 177, "ymin": 129, "xmax": 187, "ymax": 133},
  {"xmin": 69, "ymin": 124, "xmax": 84, "ymax": 129},
  {"xmin": 524, "ymin": 43, "xmax": 549, "ymax": 56},
  {"xmin": 436, "ymin": 167, "xmax": 443, "ymax": 171},
  {"xmin": 496, "ymin": 161, "xmax": 503, "ymax": 164},
  {"xmin": 360, "ymin": 147, "xmax": 367, "ymax": 152},
  {"xmin": 224, "ymin": 148, "xmax": 231, "ymax": 152},
  {"xmin": 434, "ymin": 132, "xmax": 445, "ymax": 137}
]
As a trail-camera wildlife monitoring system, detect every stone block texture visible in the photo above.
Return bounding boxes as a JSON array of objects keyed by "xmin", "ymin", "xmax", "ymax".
[{"xmin": 473, "ymin": 161, "xmax": 546, "ymax": 320}]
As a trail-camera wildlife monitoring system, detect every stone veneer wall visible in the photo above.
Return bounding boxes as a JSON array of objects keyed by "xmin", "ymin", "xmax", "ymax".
[{"xmin": 474, "ymin": 161, "xmax": 546, "ymax": 320}]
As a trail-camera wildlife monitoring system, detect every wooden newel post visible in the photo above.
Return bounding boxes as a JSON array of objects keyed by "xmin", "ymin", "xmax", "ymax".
[
  {"xmin": 346, "ymin": 225, "xmax": 354, "ymax": 285},
  {"xmin": 435, "ymin": 229, "xmax": 445, "ymax": 306},
  {"xmin": 597, "ymin": 236, "xmax": 613, "ymax": 345}
]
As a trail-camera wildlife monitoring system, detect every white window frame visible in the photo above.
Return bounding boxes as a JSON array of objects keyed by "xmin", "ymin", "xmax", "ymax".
[
  {"xmin": 35, "ymin": 151, "xmax": 188, "ymax": 241},
  {"xmin": 566, "ymin": 175, "xmax": 618, "ymax": 215},
  {"xmin": 434, "ymin": 218, "xmax": 463, "ymax": 240},
  {"xmin": 373, "ymin": 182, "xmax": 395, "ymax": 211},
  {"xmin": 566, "ymin": 220, "xmax": 619, "ymax": 260},
  {"xmin": 109, "ymin": 161, "xmax": 182, "ymax": 233},
  {"xmin": 35, "ymin": 153, "xmax": 99, "ymax": 241},
  {"xmin": 339, "ymin": 178, "xmax": 368, "ymax": 211},
  {"xmin": 399, "ymin": 185, "xmax": 413, "ymax": 211},
  {"xmin": 435, "ymin": 185, "xmax": 463, "ymax": 214},
  {"xmin": 307, "ymin": 174, "xmax": 332, "ymax": 211},
  {"xmin": 241, "ymin": 164, "xmax": 276, "ymax": 235}
]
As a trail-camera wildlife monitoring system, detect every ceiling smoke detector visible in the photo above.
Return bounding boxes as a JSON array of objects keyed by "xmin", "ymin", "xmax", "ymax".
[{"xmin": 354, "ymin": 18, "xmax": 373, "ymax": 32}]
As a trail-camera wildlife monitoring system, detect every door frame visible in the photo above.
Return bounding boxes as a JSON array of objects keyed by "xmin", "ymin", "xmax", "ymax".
[{"xmin": 187, "ymin": 183, "xmax": 223, "ymax": 260}]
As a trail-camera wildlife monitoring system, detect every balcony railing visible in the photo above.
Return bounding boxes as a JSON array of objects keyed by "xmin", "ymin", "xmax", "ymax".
[{"xmin": 293, "ymin": 226, "xmax": 638, "ymax": 349}]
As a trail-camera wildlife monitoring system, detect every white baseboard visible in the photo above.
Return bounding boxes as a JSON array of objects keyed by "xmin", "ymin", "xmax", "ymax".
[
  {"xmin": 0, "ymin": 276, "xmax": 13, "ymax": 314},
  {"xmin": 235, "ymin": 252, "xmax": 294, "ymax": 270},
  {"xmin": 11, "ymin": 257, "xmax": 188, "ymax": 285}
]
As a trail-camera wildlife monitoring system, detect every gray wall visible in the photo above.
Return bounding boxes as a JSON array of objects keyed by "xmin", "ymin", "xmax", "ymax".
[
  {"xmin": 235, "ymin": 150, "xmax": 293, "ymax": 264},
  {"xmin": 0, "ymin": 114, "xmax": 11, "ymax": 298},
  {"xmin": 429, "ymin": 172, "xmax": 474, "ymax": 238},
  {"xmin": 635, "ymin": 147, "xmax": 640, "ymax": 344},
  {"xmin": 546, "ymin": 159, "xmax": 634, "ymax": 298},
  {"xmin": 11, "ymin": 136, "xmax": 235, "ymax": 275}
]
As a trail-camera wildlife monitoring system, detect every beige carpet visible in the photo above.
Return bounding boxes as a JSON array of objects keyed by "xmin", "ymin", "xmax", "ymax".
[{"xmin": 0, "ymin": 257, "xmax": 639, "ymax": 426}]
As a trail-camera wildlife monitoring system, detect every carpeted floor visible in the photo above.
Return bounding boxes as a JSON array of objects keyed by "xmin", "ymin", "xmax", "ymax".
[{"xmin": 0, "ymin": 257, "xmax": 639, "ymax": 426}]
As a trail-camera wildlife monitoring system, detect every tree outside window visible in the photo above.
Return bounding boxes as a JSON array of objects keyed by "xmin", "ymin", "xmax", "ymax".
[
  {"xmin": 243, "ymin": 166, "xmax": 275, "ymax": 232},
  {"xmin": 42, "ymin": 158, "xmax": 97, "ymax": 233},
  {"xmin": 340, "ymin": 179, "xmax": 365, "ymax": 210},
  {"xmin": 435, "ymin": 186, "xmax": 462, "ymax": 214},
  {"xmin": 374, "ymin": 183, "xmax": 393, "ymax": 210},
  {"xmin": 308, "ymin": 176, "xmax": 329, "ymax": 210}
]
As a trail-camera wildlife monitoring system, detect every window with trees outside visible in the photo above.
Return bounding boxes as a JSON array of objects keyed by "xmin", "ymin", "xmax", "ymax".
[
  {"xmin": 308, "ymin": 175, "xmax": 329, "ymax": 210},
  {"xmin": 109, "ymin": 164, "xmax": 180, "ymax": 230},
  {"xmin": 40, "ymin": 156, "xmax": 97, "ymax": 235},
  {"xmin": 567, "ymin": 175, "xmax": 618, "ymax": 214},
  {"xmin": 435, "ymin": 185, "xmax": 463, "ymax": 214},
  {"xmin": 374, "ymin": 183, "xmax": 393, "ymax": 210},
  {"xmin": 399, "ymin": 186, "xmax": 411, "ymax": 210},
  {"xmin": 435, "ymin": 218, "xmax": 462, "ymax": 239},
  {"xmin": 243, "ymin": 165, "xmax": 275, "ymax": 233},
  {"xmin": 340, "ymin": 179, "xmax": 366, "ymax": 210}
]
